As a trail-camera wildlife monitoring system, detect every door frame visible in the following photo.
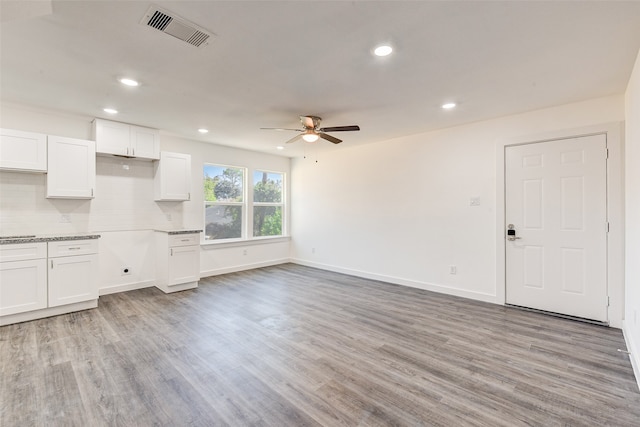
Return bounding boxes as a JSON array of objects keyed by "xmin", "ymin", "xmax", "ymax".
[{"xmin": 495, "ymin": 122, "xmax": 625, "ymax": 327}]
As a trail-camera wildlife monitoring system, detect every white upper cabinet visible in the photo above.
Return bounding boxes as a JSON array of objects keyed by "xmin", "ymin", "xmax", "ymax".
[
  {"xmin": 93, "ymin": 118, "xmax": 160, "ymax": 160},
  {"xmin": 130, "ymin": 125, "xmax": 160, "ymax": 159},
  {"xmin": 46, "ymin": 135, "xmax": 96, "ymax": 199},
  {"xmin": 0, "ymin": 128, "xmax": 47, "ymax": 172},
  {"xmin": 154, "ymin": 151, "xmax": 192, "ymax": 201}
]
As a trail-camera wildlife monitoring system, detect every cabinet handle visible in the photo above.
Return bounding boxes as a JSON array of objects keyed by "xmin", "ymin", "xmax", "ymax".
[
  {"xmin": 51, "ymin": 260, "xmax": 54, "ymax": 269},
  {"xmin": 181, "ymin": 239, "xmax": 189, "ymax": 242},
  {"xmin": 126, "ymin": 147, "xmax": 129, "ymax": 155},
  {"xmin": 170, "ymin": 248, "xmax": 173, "ymax": 256},
  {"xmin": 188, "ymin": 192, "xmax": 191, "ymax": 201},
  {"xmin": 132, "ymin": 148, "xmax": 135, "ymax": 156},
  {"xmin": 91, "ymin": 188, "xmax": 94, "ymax": 197},
  {"xmin": 68, "ymin": 247, "xmax": 81, "ymax": 250}
]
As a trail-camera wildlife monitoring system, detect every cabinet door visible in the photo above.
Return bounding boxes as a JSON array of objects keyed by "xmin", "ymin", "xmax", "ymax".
[
  {"xmin": 155, "ymin": 151, "xmax": 191, "ymax": 201},
  {"xmin": 168, "ymin": 245, "xmax": 199, "ymax": 285},
  {"xmin": 47, "ymin": 135, "xmax": 96, "ymax": 198},
  {"xmin": 130, "ymin": 125, "xmax": 160, "ymax": 160},
  {"xmin": 0, "ymin": 259, "xmax": 48, "ymax": 316},
  {"xmin": 48, "ymin": 254, "xmax": 98, "ymax": 307},
  {"xmin": 94, "ymin": 119, "xmax": 130, "ymax": 156},
  {"xmin": 0, "ymin": 128, "xmax": 47, "ymax": 172}
]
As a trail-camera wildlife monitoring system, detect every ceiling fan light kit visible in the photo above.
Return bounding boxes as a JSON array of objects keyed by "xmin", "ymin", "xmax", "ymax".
[
  {"xmin": 302, "ymin": 132, "xmax": 319, "ymax": 143},
  {"xmin": 262, "ymin": 115, "xmax": 360, "ymax": 145}
]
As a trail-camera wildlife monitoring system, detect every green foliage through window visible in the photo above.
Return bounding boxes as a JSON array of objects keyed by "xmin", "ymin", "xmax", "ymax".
[
  {"xmin": 253, "ymin": 171, "xmax": 283, "ymax": 237},
  {"xmin": 204, "ymin": 165, "xmax": 244, "ymax": 240}
]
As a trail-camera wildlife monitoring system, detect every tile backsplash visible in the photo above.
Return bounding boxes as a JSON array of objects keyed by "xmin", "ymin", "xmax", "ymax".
[{"xmin": 0, "ymin": 156, "xmax": 182, "ymax": 236}]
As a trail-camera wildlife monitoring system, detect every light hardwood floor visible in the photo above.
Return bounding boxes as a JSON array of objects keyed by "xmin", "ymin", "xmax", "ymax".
[{"xmin": 1, "ymin": 263, "xmax": 639, "ymax": 426}]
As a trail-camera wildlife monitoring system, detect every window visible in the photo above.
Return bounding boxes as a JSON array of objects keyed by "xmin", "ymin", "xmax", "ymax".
[
  {"xmin": 204, "ymin": 164, "xmax": 244, "ymax": 241},
  {"xmin": 253, "ymin": 170, "xmax": 283, "ymax": 237}
]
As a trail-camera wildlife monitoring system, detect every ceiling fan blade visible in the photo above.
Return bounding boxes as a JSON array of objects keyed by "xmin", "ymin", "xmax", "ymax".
[
  {"xmin": 284, "ymin": 134, "xmax": 303, "ymax": 144},
  {"xmin": 260, "ymin": 127, "xmax": 301, "ymax": 131},
  {"xmin": 319, "ymin": 132, "xmax": 342, "ymax": 144},
  {"xmin": 319, "ymin": 125, "xmax": 360, "ymax": 132}
]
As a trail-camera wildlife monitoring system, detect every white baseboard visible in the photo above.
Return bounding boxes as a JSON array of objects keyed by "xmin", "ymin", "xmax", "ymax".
[
  {"xmin": 0, "ymin": 299, "xmax": 98, "ymax": 326},
  {"xmin": 622, "ymin": 320, "xmax": 640, "ymax": 392},
  {"xmin": 99, "ymin": 280, "xmax": 155, "ymax": 296},
  {"xmin": 200, "ymin": 258, "xmax": 291, "ymax": 278},
  {"xmin": 291, "ymin": 258, "xmax": 498, "ymax": 304}
]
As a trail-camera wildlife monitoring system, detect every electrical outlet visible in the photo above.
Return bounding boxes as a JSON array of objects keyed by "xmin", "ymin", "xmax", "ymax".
[
  {"xmin": 60, "ymin": 214, "xmax": 71, "ymax": 223},
  {"xmin": 449, "ymin": 265, "xmax": 457, "ymax": 275},
  {"xmin": 311, "ymin": 247, "xmax": 316, "ymax": 254},
  {"xmin": 470, "ymin": 197, "xmax": 481, "ymax": 206},
  {"xmin": 121, "ymin": 267, "xmax": 131, "ymax": 276},
  {"xmin": 243, "ymin": 249, "xmax": 247, "ymax": 255},
  {"xmin": 166, "ymin": 213, "xmax": 172, "ymax": 221}
]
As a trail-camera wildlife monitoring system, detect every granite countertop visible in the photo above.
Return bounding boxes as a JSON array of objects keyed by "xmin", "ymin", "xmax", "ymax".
[
  {"xmin": 0, "ymin": 233, "xmax": 101, "ymax": 245},
  {"xmin": 154, "ymin": 228, "xmax": 202, "ymax": 235}
]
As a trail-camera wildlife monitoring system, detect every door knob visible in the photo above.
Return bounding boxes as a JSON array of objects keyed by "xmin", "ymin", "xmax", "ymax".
[{"xmin": 507, "ymin": 224, "xmax": 521, "ymax": 241}]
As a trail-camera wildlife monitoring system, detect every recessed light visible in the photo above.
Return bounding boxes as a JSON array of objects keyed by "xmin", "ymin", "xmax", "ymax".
[
  {"xmin": 442, "ymin": 102, "xmax": 456, "ymax": 110},
  {"xmin": 198, "ymin": 128, "xmax": 209, "ymax": 134},
  {"xmin": 119, "ymin": 78, "xmax": 139, "ymax": 87},
  {"xmin": 276, "ymin": 146, "xmax": 284, "ymax": 150},
  {"xmin": 374, "ymin": 45, "xmax": 393, "ymax": 57},
  {"xmin": 103, "ymin": 108, "xmax": 118, "ymax": 114}
]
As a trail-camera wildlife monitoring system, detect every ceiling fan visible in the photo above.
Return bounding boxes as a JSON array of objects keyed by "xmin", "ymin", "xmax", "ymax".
[{"xmin": 261, "ymin": 115, "xmax": 360, "ymax": 144}]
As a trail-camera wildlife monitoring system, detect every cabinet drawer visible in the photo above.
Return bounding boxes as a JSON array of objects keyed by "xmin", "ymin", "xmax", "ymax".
[
  {"xmin": 48, "ymin": 239, "xmax": 98, "ymax": 257},
  {"xmin": 0, "ymin": 242, "xmax": 47, "ymax": 262},
  {"xmin": 169, "ymin": 233, "xmax": 199, "ymax": 247}
]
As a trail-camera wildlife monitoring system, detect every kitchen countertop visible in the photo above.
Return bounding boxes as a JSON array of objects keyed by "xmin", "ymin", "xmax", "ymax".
[
  {"xmin": 153, "ymin": 228, "xmax": 202, "ymax": 235},
  {"xmin": 0, "ymin": 233, "xmax": 101, "ymax": 245}
]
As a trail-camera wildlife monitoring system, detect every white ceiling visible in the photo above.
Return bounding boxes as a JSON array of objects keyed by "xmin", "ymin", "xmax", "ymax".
[{"xmin": 2, "ymin": 1, "xmax": 640, "ymax": 157}]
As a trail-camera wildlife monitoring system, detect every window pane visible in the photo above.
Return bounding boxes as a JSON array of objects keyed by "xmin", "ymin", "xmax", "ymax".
[
  {"xmin": 253, "ymin": 171, "xmax": 282, "ymax": 203},
  {"xmin": 204, "ymin": 165, "xmax": 243, "ymax": 202},
  {"xmin": 253, "ymin": 206, "xmax": 282, "ymax": 237},
  {"xmin": 205, "ymin": 204, "xmax": 242, "ymax": 240}
]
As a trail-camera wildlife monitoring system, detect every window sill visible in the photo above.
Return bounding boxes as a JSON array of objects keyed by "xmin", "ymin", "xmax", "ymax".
[{"xmin": 200, "ymin": 235, "xmax": 290, "ymax": 249}]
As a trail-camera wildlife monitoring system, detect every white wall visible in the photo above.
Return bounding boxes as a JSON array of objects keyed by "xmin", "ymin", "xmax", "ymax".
[
  {"xmin": 0, "ymin": 103, "xmax": 291, "ymax": 293},
  {"xmin": 159, "ymin": 133, "xmax": 291, "ymax": 276},
  {"xmin": 291, "ymin": 95, "xmax": 625, "ymax": 314},
  {"xmin": 624, "ymin": 49, "xmax": 640, "ymax": 387}
]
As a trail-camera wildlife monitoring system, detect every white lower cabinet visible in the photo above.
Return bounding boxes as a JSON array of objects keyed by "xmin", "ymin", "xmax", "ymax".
[
  {"xmin": 155, "ymin": 231, "xmax": 200, "ymax": 293},
  {"xmin": 48, "ymin": 240, "xmax": 98, "ymax": 307},
  {"xmin": 0, "ymin": 238, "xmax": 99, "ymax": 325},
  {"xmin": 0, "ymin": 242, "xmax": 48, "ymax": 316}
]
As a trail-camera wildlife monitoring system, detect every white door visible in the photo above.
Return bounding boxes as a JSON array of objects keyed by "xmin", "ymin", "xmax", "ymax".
[{"xmin": 505, "ymin": 134, "xmax": 608, "ymax": 322}]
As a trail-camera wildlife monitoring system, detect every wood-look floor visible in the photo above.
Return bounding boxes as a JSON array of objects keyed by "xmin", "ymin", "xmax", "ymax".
[{"xmin": 1, "ymin": 264, "xmax": 639, "ymax": 426}]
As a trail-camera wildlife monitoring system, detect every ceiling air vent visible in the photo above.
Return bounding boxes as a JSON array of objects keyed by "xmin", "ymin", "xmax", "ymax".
[{"xmin": 140, "ymin": 5, "xmax": 213, "ymax": 48}]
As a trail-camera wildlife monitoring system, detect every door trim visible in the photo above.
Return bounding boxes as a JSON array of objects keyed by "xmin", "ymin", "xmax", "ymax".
[{"xmin": 495, "ymin": 122, "xmax": 625, "ymax": 327}]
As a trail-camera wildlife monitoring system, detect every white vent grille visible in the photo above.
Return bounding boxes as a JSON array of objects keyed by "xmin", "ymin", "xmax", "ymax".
[{"xmin": 140, "ymin": 6, "xmax": 213, "ymax": 48}]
